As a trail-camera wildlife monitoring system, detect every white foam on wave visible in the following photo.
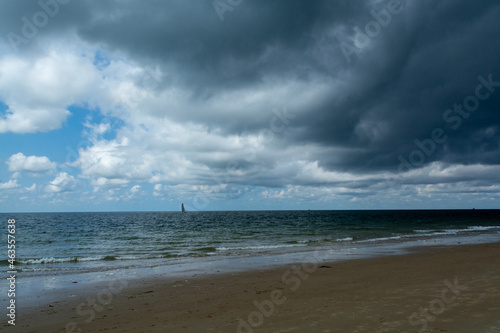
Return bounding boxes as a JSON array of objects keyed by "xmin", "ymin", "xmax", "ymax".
[
  {"xmin": 217, "ymin": 243, "xmax": 307, "ymax": 252},
  {"xmin": 413, "ymin": 229, "xmax": 461, "ymax": 236},
  {"xmin": 466, "ymin": 226, "xmax": 499, "ymax": 231},
  {"xmin": 415, "ymin": 226, "xmax": 500, "ymax": 237},
  {"xmin": 19, "ymin": 256, "xmax": 108, "ymax": 265},
  {"xmin": 358, "ymin": 225, "xmax": 500, "ymax": 243},
  {"xmin": 356, "ymin": 235, "xmax": 405, "ymax": 243}
]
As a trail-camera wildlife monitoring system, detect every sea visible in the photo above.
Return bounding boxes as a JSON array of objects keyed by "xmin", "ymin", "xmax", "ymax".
[{"xmin": 2, "ymin": 210, "xmax": 500, "ymax": 307}]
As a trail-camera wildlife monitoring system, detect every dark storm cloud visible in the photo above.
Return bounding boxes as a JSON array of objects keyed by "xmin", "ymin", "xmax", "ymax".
[
  {"xmin": 295, "ymin": 0, "xmax": 500, "ymax": 173},
  {"xmin": 2, "ymin": 0, "xmax": 499, "ymax": 180},
  {"xmin": 82, "ymin": 0, "xmax": 500, "ymax": 175},
  {"xmin": 76, "ymin": 0, "xmax": 335, "ymax": 90}
]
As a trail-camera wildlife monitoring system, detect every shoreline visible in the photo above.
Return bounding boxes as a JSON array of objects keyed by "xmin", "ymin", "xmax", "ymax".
[
  {"xmin": 13, "ymin": 230, "xmax": 500, "ymax": 308},
  {"xmin": 9, "ymin": 241, "xmax": 500, "ymax": 332}
]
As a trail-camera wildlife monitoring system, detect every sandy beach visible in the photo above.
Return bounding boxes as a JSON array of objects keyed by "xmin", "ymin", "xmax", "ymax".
[{"xmin": 10, "ymin": 242, "xmax": 500, "ymax": 333}]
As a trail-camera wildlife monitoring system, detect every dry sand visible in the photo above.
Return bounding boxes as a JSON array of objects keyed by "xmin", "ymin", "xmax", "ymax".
[{"xmin": 8, "ymin": 242, "xmax": 500, "ymax": 333}]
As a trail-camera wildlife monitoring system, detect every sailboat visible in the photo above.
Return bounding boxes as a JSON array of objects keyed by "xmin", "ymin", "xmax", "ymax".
[{"xmin": 181, "ymin": 203, "xmax": 186, "ymax": 213}]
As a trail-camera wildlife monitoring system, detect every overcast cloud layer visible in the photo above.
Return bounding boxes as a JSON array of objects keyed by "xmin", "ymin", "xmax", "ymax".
[{"xmin": 1, "ymin": 0, "xmax": 500, "ymax": 211}]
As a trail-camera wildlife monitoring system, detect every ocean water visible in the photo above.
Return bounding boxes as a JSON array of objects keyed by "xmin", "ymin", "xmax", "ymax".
[{"xmin": 2, "ymin": 210, "xmax": 500, "ymax": 279}]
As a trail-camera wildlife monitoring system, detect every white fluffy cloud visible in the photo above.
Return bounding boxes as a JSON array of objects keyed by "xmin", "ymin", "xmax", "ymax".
[
  {"xmin": 7, "ymin": 152, "xmax": 56, "ymax": 173},
  {"xmin": 44, "ymin": 172, "xmax": 78, "ymax": 193},
  {"xmin": 0, "ymin": 41, "xmax": 162, "ymax": 134},
  {"xmin": 0, "ymin": 179, "xmax": 19, "ymax": 190},
  {"xmin": 0, "ymin": 51, "xmax": 103, "ymax": 133},
  {"xmin": 124, "ymin": 184, "xmax": 145, "ymax": 200}
]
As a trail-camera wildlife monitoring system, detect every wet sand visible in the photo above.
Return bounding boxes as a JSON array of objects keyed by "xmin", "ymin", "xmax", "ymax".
[{"xmin": 9, "ymin": 242, "xmax": 500, "ymax": 332}]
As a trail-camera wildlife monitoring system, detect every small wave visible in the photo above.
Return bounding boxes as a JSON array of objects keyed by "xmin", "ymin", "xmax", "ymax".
[
  {"xmin": 217, "ymin": 243, "xmax": 307, "ymax": 251},
  {"xmin": 413, "ymin": 229, "xmax": 460, "ymax": 237},
  {"xmin": 466, "ymin": 226, "xmax": 500, "ymax": 231},
  {"xmin": 195, "ymin": 247, "xmax": 217, "ymax": 253},
  {"xmin": 414, "ymin": 226, "xmax": 500, "ymax": 237},
  {"xmin": 359, "ymin": 230, "xmax": 461, "ymax": 243},
  {"xmin": 18, "ymin": 257, "xmax": 81, "ymax": 264},
  {"xmin": 18, "ymin": 256, "xmax": 116, "ymax": 265},
  {"xmin": 162, "ymin": 253, "xmax": 180, "ymax": 258},
  {"xmin": 285, "ymin": 240, "xmax": 313, "ymax": 244},
  {"xmin": 414, "ymin": 229, "xmax": 438, "ymax": 233},
  {"xmin": 336, "ymin": 237, "xmax": 354, "ymax": 242},
  {"xmin": 358, "ymin": 225, "xmax": 500, "ymax": 243},
  {"xmin": 356, "ymin": 235, "xmax": 405, "ymax": 243}
]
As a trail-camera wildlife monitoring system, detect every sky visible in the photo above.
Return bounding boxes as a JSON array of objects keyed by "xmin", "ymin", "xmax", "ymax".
[{"xmin": 1, "ymin": 0, "xmax": 500, "ymax": 212}]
